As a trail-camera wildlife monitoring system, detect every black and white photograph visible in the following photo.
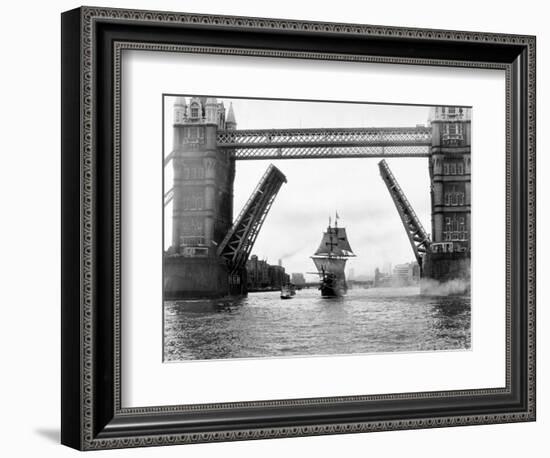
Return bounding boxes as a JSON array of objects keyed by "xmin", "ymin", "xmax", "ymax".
[
  {"xmin": 1, "ymin": 0, "xmax": 543, "ymax": 454},
  {"xmin": 162, "ymin": 96, "xmax": 472, "ymax": 362}
]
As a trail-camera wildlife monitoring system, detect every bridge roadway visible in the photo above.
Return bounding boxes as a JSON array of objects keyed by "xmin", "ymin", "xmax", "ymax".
[{"xmin": 164, "ymin": 126, "xmax": 431, "ymax": 165}]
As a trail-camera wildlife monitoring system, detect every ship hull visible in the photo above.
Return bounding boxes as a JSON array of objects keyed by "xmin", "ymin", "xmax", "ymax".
[
  {"xmin": 320, "ymin": 284, "xmax": 347, "ymax": 297},
  {"xmin": 319, "ymin": 274, "xmax": 347, "ymax": 297}
]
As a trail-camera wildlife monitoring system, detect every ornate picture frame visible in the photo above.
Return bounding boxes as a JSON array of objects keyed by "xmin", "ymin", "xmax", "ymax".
[{"xmin": 61, "ymin": 6, "xmax": 535, "ymax": 450}]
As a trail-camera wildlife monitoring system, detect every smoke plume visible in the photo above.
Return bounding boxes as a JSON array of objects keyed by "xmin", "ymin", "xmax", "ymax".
[{"xmin": 420, "ymin": 278, "xmax": 470, "ymax": 296}]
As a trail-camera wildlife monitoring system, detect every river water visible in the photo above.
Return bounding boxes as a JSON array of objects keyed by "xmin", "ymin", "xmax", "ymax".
[{"xmin": 163, "ymin": 286, "xmax": 470, "ymax": 362}]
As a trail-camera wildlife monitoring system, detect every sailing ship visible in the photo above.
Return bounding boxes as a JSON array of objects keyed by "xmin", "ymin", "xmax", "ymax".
[{"xmin": 311, "ymin": 214, "xmax": 356, "ymax": 297}]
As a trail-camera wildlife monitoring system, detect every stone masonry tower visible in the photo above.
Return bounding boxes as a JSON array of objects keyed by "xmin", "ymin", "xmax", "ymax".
[
  {"xmin": 164, "ymin": 97, "xmax": 236, "ymax": 299},
  {"xmin": 424, "ymin": 106, "xmax": 472, "ymax": 284}
]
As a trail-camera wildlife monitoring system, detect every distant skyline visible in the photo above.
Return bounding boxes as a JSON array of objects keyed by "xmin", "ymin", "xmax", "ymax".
[{"xmin": 164, "ymin": 96, "xmax": 432, "ymax": 279}]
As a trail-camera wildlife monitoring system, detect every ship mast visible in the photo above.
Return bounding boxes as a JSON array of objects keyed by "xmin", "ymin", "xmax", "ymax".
[{"xmin": 327, "ymin": 214, "xmax": 337, "ymax": 258}]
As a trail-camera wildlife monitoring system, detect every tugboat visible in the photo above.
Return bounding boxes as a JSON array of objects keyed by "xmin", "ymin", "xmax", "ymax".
[
  {"xmin": 280, "ymin": 284, "xmax": 294, "ymax": 300},
  {"xmin": 311, "ymin": 214, "xmax": 356, "ymax": 297}
]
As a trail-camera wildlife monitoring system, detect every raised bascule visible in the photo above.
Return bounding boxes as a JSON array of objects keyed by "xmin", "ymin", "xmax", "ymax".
[
  {"xmin": 378, "ymin": 159, "xmax": 431, "ymax": 270},
  {"xmin": 164, "ymin": 97, "xmax": 470, "ymax": 299},
  {"xmin": 216, "ymin": 164, "xmax": 287, "ymax": 294}
]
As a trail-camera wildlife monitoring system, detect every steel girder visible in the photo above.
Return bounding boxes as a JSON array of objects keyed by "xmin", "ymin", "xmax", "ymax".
[
  {"xmin": 218, "ymin": 126, "xmax": 431, "ymax": 160},
  {"xmin": 164, "ymin": 188, "xmax": 174, "ymax": 207},
  {"xmin": 164, "ymin": 126, "xmax": 432, "ymax": 166},
  {"xmin": 217, "ymin": 126, "xmax": 432, "ymax": 148},
  {"xmin": 378, "ymin": 159, "xmax": 431, "ymax": 267},
  {"xmin": 217, "ymin": 164, "xmax": 287, "ymax": 272},
  {"xmin": 231, "ymin": 145, "xmax": 429, "ymax": 160}
]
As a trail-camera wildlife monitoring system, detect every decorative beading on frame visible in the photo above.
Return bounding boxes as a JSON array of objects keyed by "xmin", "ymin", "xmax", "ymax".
[
  {"xmin": 79, "ymin": 7, "xmax": 536, "ymax": 450},
  {"xmin": 112, "ymin": 39, "xmax": 510, "ymax": 412},
  {"xmin": 526, "ymin": 35, "xmax": 536, "ymax": 421},
  {"xmin": 83, "ymin": 6, "xmax": 535, "ymax": 46}
]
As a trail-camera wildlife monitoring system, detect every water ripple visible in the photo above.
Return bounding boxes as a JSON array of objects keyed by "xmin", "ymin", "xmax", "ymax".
[{"xmin": 163, "ymin": 286, "xmax": 470, "ymax": 361}]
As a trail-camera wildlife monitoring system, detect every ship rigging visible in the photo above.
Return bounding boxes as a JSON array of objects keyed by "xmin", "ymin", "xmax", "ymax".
[{"xmin": 311, "ymin": 214, "xmax": 356, "ymax": 297}]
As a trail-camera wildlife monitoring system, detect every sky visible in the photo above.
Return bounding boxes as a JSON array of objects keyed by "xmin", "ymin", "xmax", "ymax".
[{"xmin": 164, "ymin": 96, "xmax": 432, "ymax": 280}]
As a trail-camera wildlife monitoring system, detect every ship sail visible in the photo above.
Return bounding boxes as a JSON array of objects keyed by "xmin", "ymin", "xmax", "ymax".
[
  {"xmin": 313, "ymin": 227, "xmax": 356, "ymax": 258},
  {"xmin": 312, "ymin": 257, "xmax": 347, "ymax": 274}
]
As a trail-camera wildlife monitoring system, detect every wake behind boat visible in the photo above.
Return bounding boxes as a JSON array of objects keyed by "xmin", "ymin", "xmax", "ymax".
[{"xmin": 311, "ymin": 214, "xmax": 356, "ymax": 297}]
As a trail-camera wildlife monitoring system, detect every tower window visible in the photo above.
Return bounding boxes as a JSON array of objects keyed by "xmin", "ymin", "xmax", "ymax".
[
  {"xmin": 448, "ymin": 123, "xmax": 458, "ymax": 135},
  {"xmin": 445, "ymin": 123, "xmax": 463, "ymax": 136},
  {"xmin": 444, "ymin": 186, "xmax": 465, "ymax": 207},
  {"xmin": 190, "ymin": 104, "xmax": 199, "ymax": 118},
  {"xmin": 183, "ymin": 166, "xmax": 205, "ymax": 180},
  {"xmin": 182, "ymin": 189, "xmax": 204, "ymax": 210},
  {"xmin": 443, "ymin": 214, "xmax": 468, "ymax": 242}
]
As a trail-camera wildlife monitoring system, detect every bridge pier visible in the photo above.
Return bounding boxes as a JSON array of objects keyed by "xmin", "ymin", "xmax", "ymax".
[{"xmin": 164, "ymin": 257, "xmax": 230, "ymax": 300}]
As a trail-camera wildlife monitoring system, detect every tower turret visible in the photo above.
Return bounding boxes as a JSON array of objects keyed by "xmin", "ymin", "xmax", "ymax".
[
  {"xmin": 226, "ymin": 102, "xmax": 237, "ymax": 130},
  {"xmin": 205, "ymin": 97, "xmax": 218, "ymax": 124},
  {"xmin": 173, "ymin": 97, "xmax": 187, "ymax": 125}
]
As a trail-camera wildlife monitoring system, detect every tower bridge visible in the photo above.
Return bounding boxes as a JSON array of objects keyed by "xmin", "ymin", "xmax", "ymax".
[{"xmin": 164, "ymin": 96, "xmax": 470, "ymax": 299}]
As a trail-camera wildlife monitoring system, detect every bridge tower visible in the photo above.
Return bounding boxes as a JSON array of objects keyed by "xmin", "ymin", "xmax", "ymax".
[
  {"xmin": 164, "ymin": 97, "xmax": 236, "ymax": 299},
  {"xmin": 424, "ymin": 106, "xmax": 472, "ymax": 285}
]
